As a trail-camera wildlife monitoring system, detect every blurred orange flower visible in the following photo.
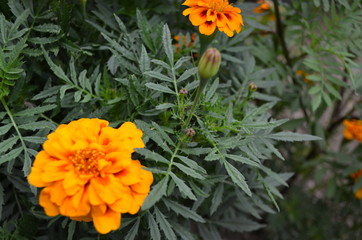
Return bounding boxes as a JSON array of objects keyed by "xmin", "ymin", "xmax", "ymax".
[
  {"xmin": 351, "ymin": 169, "xmax": 362, "ymax": 199},
  {"xmin": 28, "ymin": 118, "xmax": 153, "ymax": 234},
  {"xmin": 254, "ymin": 0, "xmax": 275, "ymax": 21},
  {"xmin": 343, "ymin": 119, "xmax": 362, "ymax": 142},
  {"xmin": 182, "ymin": 0, "xmax": 244, "ymax": 37},
  {"xmin": 174, "ymin": 33, "xmax": 197, "ymax": 52},
  {"xmin": 296, "ymin": 70, "xmax": 312, "ymax": 84}
]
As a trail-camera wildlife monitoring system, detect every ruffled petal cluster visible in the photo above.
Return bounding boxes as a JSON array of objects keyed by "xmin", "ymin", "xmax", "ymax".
[
  {"xmin": 343, "ymin": 119, "xmax": 362, "ymax": 142},
  {"xmin": 28, "ymin": 118, "xmax": 153, "ymax": 234},
  {"xmin": 182, "ymin": 0, "xmax": 244, "ymax": 37}
]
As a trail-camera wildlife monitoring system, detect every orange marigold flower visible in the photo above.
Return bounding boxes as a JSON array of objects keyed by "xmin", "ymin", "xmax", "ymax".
[
  {"xmin": 28, "ymin": 118, "xmax": 153, "ymax": 234},
  {"xmin": 254, "ymin": 0, "xmax": 275, "ymax": 21},
  {"xmin": 182, "ymin": 0, "xmax": 244, "ymax": 37},
  {"xmin": 343, "ymin": 119, "xmax": 362, "ymax": 142}
]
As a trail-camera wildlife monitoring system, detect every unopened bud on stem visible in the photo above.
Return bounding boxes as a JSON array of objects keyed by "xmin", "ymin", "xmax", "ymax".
[
  {"xmin": 248, "ymin": 83, "xmax": 257, "ymax": 92},
  {"xmin": 198, "ymin": 48, "xmax": 221, "ymax": 80}
]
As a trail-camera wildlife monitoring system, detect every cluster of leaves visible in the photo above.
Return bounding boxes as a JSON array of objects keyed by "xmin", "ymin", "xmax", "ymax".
[
  {"xmin": 241, "ymin": 0, "xmax": 362, "ymax": 239},
  {"xmin": 1, "ymin": 0, "xmax": 360, "ymax": 240}
]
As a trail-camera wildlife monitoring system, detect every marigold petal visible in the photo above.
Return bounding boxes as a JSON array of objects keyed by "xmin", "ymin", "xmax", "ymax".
[
  {"xmin": 28, "ymin": 167, "xmax": 47, "ymax": 187},
  {"xmin": 189, "ymin": 7, "xmax": 208, "ymax": 26},
  {"xmin": 199, "ymin": 21, "xmax": 217, "ymax": 35},
  {"xmin": 91, "ymin": 175, "xmax": 124, "ymax": 204},
  {"xmin": 182, "ymin": 7, "xmax": 193, "ymax": 16},
  {"xmin": 131, "ymin": 168, "xmax": 154, "ymax": 193},
  {"xmin": 63, "ymin": 170, "xmax": 83, "ymax": 196},
  {"xmin": 104, "ymin": 152, "xmax": 132, "ymax": 174},
  {"xmin": 92, "ymin": 208, "xmax": 121, "ymax": 234},
  {"xmin": 41, "ymin": 160, "xmax": 69, "ymax": 183},
  {"xmin": 117, "ymin": 160, "xmax": 142, "ymax": 186},
  {"xmin": 355, "ymin": 188, "xmax": 362, "ymax": 199},
  {"xmin": 206, "ymin": 9, "xmax": 217, "ymax": 22},
  {"xmin": 49, "ymin": 181, "xmax": 67, "ymax": 206},
  {"xmin": 109, "ymin": 191, "xmax": 132, "ymax": 214},
  {"xmin": 39, "ymin": 189, "xmax": 59, "ymax": 216}
]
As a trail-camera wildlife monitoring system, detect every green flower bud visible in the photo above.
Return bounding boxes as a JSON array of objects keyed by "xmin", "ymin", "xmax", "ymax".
[
  {"xmin": 248, "ymin": 82, "xmax": 257, "ymax": 92},
  {"xmin": 198, "ymin": 48, "xmax": 221, "ymax": 79}
]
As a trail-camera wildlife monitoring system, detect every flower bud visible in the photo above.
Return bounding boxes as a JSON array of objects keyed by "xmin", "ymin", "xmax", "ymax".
[
  {"xmin": 179, "ymin": 88, "xmax": 188, "ymax": 95},
  {"xmin": 198, "ymin": 48, "xmax": 221, "ymax": 79},
  {"xmin": 248, "ymin": 82, "xmax": 257, "ymax": 92},
  {"xmin": 185, "ymin": 128, "xmax": 196, "ymax": 137}
]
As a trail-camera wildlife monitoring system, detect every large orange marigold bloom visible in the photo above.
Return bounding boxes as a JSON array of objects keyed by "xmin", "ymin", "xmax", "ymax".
[
  {"xmin": 182, "ymin": 0, "xmax": 244, "ymax": 37},
  {"xmin": 343, "ymin": 119, "xmax": 362, "ymax": 142},
  {"xmin": 28, "ymin": 118, "xmax": 153, "ymax": 234}
]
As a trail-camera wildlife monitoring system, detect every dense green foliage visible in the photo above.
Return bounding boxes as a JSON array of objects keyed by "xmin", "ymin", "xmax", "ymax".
[{"xmin": 0, "ymin": 0, "xmax": 361, "ymax": 239}]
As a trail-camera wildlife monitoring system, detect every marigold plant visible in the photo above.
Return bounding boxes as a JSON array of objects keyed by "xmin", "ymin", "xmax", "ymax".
[
  {"xmin": 182, "ymin": 0, "xmax": 244, "ymax": 37},
  {"xmin": 27, "ymin": 118, "xmax": 153, "ymax": 234}
]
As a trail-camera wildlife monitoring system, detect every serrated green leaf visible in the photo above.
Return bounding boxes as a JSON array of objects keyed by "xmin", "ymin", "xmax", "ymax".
[
  {"xmin": 175, "ymin": 155, "xmax": 206, "ymax": 173},
  {"xmin": 210, "ymin": 184, "xmax": 224, "ymax": 215},
  {"xmin": 0, "ymin": 124, "xmax": 12, "ymax": 135},
  {"xmin": 267, "ymin": 132, "xmax": 322, "ymax": 142},
  {"xmin": 173, "ymin": 162, "xmax": 204, "ymax": 180},
  {"xmin": 226, "ymin": 154, "xmax": 260, "ymax": 168},
  {"xmin": 42, "ymin": 46, "xmax": 71, "ymax": 83},
  {"xmin": 33, "ymin": 23, "xmax": 61, "ymax": 34},
  {"xmin": 177, "ymin": 68, "xmax": 198, "ymax": 83},
  {"xmin": 154, "ymin": 207, "xmax": 177, "ymax": 240},
  {"xmin": 148, "ymin": 212, "xmax": 161, "ymax": 240},
  {"xmin": 67, "ymin": 221, "xmax": 76, "ymax": 240},
  {"xmin": 18, "ymin": 121, "xmax": 56, "ymax": 131},
  {"xmin": 135, "ymin": 148, "xmax": 169, "ymax": 164},
  {"xmin": 162, "ymin": 24, "xmax": 174, "ymax": 65},
  {"xmin": 0, "ymin": 136, "xmax": 19, "ymax": 154},
  {"xmin": 0, "ymin": 147, "xmax": 23, "ymax": 165},
  {"xmin": 144, "ymin": 71, "xmax": 173, "ymax": 82},
  {"xmin": 142, "ymin": 176, "xmax": 169, "ymax": 210},
  {"xmin": 224, "ymin": 160, "xmax": 252, "ymax": 196},
  {"xmin": 125, "ymin": 218, "xmax": 140, "ymax": 240},
  {"xmin": 14, "ymin": 104, "xmax": 57, "ymax": 117},
  {"xmin": 163, "ymin": 199, "xmax": 205, "ymax": 222},
  {"xmin": 145, "ymin": 83, "xmax": 175, "ymax": 94},
  {"xmin": 169, "ymin": 172, "xmax": 196, "ymax": 200}
]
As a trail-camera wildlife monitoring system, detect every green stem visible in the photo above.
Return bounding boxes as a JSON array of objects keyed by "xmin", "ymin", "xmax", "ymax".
[
  {"xmin": 1, "ymin": 98, "xmax": 28, "ymax": 155},
  {"xmin": 183, "ymin": 81, "xmax": 204, "ymax": 129},
  {"xmin": 198, "ymin": 32, "xmax": 217, "ymax": 56}
]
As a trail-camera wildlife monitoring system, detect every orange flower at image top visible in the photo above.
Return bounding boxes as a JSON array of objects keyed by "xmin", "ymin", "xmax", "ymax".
[
  {"xmin": 28, "ymin": 118, "xmax": 153, "ymax": 234},
  {"xmin": 343, "ymin": 119, "xmax": 362, "ymax": 142},
  {"xmin": 254, "ymin": 0, "xmax": 275, "ymax": 21},
  {"xmin": 182, "ymin": 0, "xmax": 244, "ymax": 37},
  {"xmin": 351, "ymin": 169, "xmax": 362, "ymax": 199}
]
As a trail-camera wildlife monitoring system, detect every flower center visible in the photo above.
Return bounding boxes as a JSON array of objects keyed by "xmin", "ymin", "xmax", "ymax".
[
  {"xmin": 69, "ymin": 148, "xmax": 105, "ymax": 174},
  {"xmin": 209, "ymin": 0, "xmax": 229, "ymax": 12}
]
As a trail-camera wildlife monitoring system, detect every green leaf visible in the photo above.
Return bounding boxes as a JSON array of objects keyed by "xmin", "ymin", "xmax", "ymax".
[
  {"xmin": 67, "ymin": 221, "xmax": 76, "ymax": 240},
  {"xmin": 169, "ymin": 172, "xmax": 196, "ymax": 200},
  {"xmin": 18, "ymin": 121, "xmax": 56, "ymax": 131},
  {"xmin": 210, "ymin": 184, "xmax": 224, "ymax": 215},
  {"xmin": 0, "ymin": 136, "xmax": 19, "ymax": 154},
  {"xmin": 223, "ymin": 160, "xmax": 252, "ymax": 196},
  {"xmin": 226, "ymin": 154, "xmax": 260, "ymax": 168},
  {"xmin": 162, "ymin": 24, "xmax": 174, "ymax": 65},
  {"xmin": 144, "ymin": 71, "xmax": 173, "ymax": 82},
  {"xmin": 145, "ymin": 83, "xmax": 175, "ymax": 94},
  {"xmin": 148, "ymin": 212, "xmax": 161, "ymax": 240},
  {"xmin": 175, "ymin": 155, "xmax": 206, "ymax": 173},
  {"xmin": 268, "ymin": 132, "xmax": 322, "ymax": 142},
  {"xmin": 33, "ymin": 24, "xmax": 61, "ymax": 34},
  {"xmin": 135, "ymin": 148, "xmax": 169, "ymax": 164},
  {"xmin": 14, "ymin": 104, "xmax": 57, "ymax": 117},
  {"xmin": 125, "ymin": 218, "xmax": 140, "ymax": 240},
  {"xmin": 214, "ymin": 218, "xmax": 265, "ymax": 232},
  {"xmin": 177, "ymin": 68, "xmax": 198, "ymax": 83},
  {"xmin": 163, "ymin": 199, "xmax": 205, "ymax": 222},
  {"xmin": 140, "ymin": 45, "xmax": 150, "ymax": 73},
  {"xmin": 173, "ymin": 162, "xmax": 204, "ymax": 180},
  {"xmin": 312, "ymin": 93, "xmax": 322, "ymax": 111},
  {"xmin": 0, "ymin": 147, "xmax": 23, "ymax": 165},
  {"xmin": 0, "ymin": 124, "xmax": 12, "ymax": 135},
  {"xmin": 154, "ymin": 207, "xmax": 177, "ymax": 240},
  {"xmin": 170, "ymin": 221, "xmax": 196, "ymax": 240},
  {"xmin": 42, "ymin": 46, "xmax": 71, "ymax": 83},
  {"xmin": 141, "ymin": 176, "xmax": 169, "ymax": 210}
]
